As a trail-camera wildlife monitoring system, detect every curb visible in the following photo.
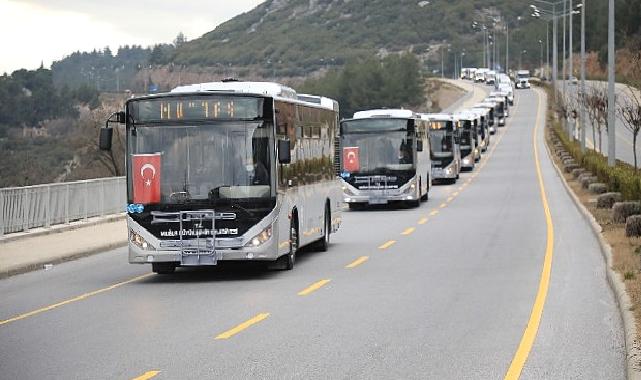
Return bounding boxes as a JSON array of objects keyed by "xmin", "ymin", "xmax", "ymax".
[
  {"xmin": 544, "ymin": 129, "xmax": 641, "ymax": 380},
  {"xmin": 0, "ymin": 240, "xmax": 127, "ymax": 280},
  {"xmin": 0, "ymin": 214, "xmax": 126, "ymax": 244}
]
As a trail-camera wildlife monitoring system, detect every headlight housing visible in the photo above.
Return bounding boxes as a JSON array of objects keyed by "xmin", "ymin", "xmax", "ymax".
[
  {"xmin": 342, "ymin": 184, "xmax": 356, "ymax": 196},
  {"xmin": 402, "ymin": 177, "xmax": 418, "ymax": 194},
  {"xmin": 245, "ymin": 225, "xmax": 273, "ymax": 248},
  {"xmin": 130, "ymin": 229, "xmax": 155, "ymax": 250}
]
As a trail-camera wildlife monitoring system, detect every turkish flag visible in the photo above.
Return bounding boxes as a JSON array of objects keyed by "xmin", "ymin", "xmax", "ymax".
[
  {"xmin": 132, "ymin": 153, "xmax": 162, "ymax": 204},
  {"xmin": 343, "ymin": 147, "xmax": 360, "ymax": 173}
]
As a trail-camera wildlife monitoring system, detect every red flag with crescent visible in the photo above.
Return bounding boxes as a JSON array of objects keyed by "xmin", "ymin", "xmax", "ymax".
[
  {"xmin": 132, "ymin": 153, "xmax": 162, "ymax": 204},
  {"xmin": 343, "ymin": 147, "xmax": 360, "ymax": 173}
]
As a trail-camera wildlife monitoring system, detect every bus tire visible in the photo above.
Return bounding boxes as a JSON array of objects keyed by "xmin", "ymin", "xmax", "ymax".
[
  {"xmin": 312, "ymin": 204, "xmax": 331, "ymax": 252},
  {"xmin": 277, "ymin": 217, "xmax": 298, "ymax": 270},
  {"xmin": 420, "ymin": 177, "xmax": 428, "ymax": 202},
  {"xmin": 152, "ymin": 262, "xmax": 176, "ymax": 274}
]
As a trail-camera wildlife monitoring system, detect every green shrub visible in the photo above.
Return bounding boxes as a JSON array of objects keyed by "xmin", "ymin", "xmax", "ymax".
[{"xmin": 550, "ymin": 120, "xmax": 641, "ymax": 201}]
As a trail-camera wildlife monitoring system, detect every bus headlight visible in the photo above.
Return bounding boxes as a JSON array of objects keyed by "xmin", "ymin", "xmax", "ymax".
[
  {"xmin": 403, "ymin": 178, "xmax": 418, "ymax": 194},
  {"xmin": 246, "ymin": 225, "xmax": 273, "ymax": 247},
  {"xmin": 342, "ymin": 184, "xmax": 355, "ymax": 196},
  {"xmin": 130, "ymin": 230, "xmax": 155, "ymax": 250}
]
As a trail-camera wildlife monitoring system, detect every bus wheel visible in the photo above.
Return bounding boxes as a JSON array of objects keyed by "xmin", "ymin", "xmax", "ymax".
[
  {"xmin": 278, "ymin": 218, "xmax": 298, "ymax": 270},
  {"xmin": 312, "ymin": 205, "xmax": 331, "ymax": 252},
  {"xmin": 152, "ymin": 262, "xmax": 176, "ymax": 274}
]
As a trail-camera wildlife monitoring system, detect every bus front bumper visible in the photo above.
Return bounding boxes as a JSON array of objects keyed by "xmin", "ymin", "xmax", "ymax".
[
  {"xmin": 342, "ymin": 178, "xmax": 419, "ymax": 205},
  {"xmin": 127, "ymin": 215, "xmax": 284, "ymax": 265},
  {"xmin": 461, "ymin": 155, "xmax": 475, "ymax": 169},
  {"xmin": 432, "ymin": 163, "xmax": 457, "ymax": 179},
  {"xmin": 129, "ymin": 236, "xmax": 282, "ymax": 265}
]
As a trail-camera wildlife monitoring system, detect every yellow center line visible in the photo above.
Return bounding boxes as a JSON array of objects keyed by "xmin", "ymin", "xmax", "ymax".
[
  {"xmin": 215, "ymin": 313, "xmax": 270, "ymax": 340},
  {"xmin": 131, "ymin": 371, "xmax": 160, "ymax": 380},
  {"xmin": 439, "ymin": 203, "xmax": 447, "ymax": 208},
  {"xmin": 429, "ymin": 210, "xmax": 439, "ymax": 216},
  {"xmin": 447, "ymin": 196, "xmax": 454, "ymax": 202},
  {"xmin": 418, "ymin": 217, "xmax": 429, "ymax": 225},
  {"xmin": 0, "ymin": 272, "xmax": 153, "ymax": 327},
  {"xmin": 401, "ymin": 227, "xmax": 415, "ymax": 235},
  {"xmin": 298, "ymin": 279, "xmax": 331, "ymax": 296},
  {"xmin": 345, "ymin": 256, "xmax": 369, "ymax": 268},
  {"xmin": 504, "ymin": 88, "xmax": 555, "ymax": 380},
  {"xmin": 453, "ymin": 191, "xmax": 459, "ymax": 196},
  {"xmin": 458, "ymin": 186, "xmax": 464, "ymax": 191},
  {"xmin": 378, "ymin": 240, "xmax": 397, "ymax": 249}
]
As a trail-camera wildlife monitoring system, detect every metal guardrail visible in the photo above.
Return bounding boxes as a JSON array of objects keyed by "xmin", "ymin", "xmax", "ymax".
[{"xmin": 0, "ymin": 177, "xmax": 126, "ymax": 237}]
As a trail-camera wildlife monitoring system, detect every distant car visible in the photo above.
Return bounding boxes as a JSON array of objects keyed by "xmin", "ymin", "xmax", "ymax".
[{"xmin": 569, "ymin": 76, "xmax": 578, "ymax": 85}]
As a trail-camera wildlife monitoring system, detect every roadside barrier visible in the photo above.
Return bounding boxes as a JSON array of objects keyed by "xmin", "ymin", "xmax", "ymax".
[{"xmin": 0, "ymin": 177, "xmax": 125, "ymax": 236}]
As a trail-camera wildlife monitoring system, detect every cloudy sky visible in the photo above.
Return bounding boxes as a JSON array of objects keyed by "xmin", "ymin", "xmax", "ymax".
[{"xmin": 0, "ymin": 0, "xmax": 265, "ymax": 74}]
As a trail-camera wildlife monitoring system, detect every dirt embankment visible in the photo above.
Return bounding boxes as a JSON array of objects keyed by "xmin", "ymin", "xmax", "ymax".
[{"xmin": 423, "ymin": 79, "xmax": 467, "ymax": 112}]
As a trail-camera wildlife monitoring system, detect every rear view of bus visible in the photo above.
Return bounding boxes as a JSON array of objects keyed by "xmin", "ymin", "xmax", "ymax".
[
  {"xmin": 99, "ymin": 81, "xmax": 342, "ymax": 273},
  {"xmin": 340, "ymin": 109, "xmax": 431, "ymax": 208},
  {"xmin": 422, "ymin": 113, "xmax": 461, "ymax": 184}
]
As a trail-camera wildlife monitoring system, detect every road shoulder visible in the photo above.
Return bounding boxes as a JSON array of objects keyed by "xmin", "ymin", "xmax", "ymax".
[{"xmin": 543, "ymin": 89, "xmax": 640, "ymax": 379}]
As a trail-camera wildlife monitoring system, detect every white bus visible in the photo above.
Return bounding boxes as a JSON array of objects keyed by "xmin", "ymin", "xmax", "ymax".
[
  {"xmin": 339, "ymin": 109, "xmax": 431, "ymax": 208},
  {"xmin": 99, "ymin": 81, "xmax": 343, "ymax": 273},
  {"xmin": 422, "ymin": 113, "xmax": 461, "ymax": 184}
]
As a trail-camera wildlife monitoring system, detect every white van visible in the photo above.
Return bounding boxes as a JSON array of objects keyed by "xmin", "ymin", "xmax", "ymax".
[{"xmin": 515, "ymin": 70, "xmax": 531, "ymax": 89}]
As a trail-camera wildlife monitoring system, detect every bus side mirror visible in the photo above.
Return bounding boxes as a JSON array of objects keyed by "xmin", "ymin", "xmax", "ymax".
[
  {"xmin": 99, "ymin": 128, "xmax": 113, "ymax": 151},
  {"xmin": 417, "ymin": 139, "xmax": 424, "ymax": 152},
  {"xmin": 278, "ymin": 139, "xmax": 291, "ymax": 164}
]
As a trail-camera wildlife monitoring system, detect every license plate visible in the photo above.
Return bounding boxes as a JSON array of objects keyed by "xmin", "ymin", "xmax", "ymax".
[{"xmin": 369, "ymin": 198, "xmax": 388, "ymax": 205}]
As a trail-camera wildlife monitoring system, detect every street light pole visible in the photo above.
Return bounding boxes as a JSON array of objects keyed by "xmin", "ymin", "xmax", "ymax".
[
  {"xmin": 580, "ymin": 0, "xmax": 586, "ymax": 152},
  {"xmin": 607, "ymin": 0, "xmax": 616, "ymax": 166},
  {"xmin": 506, "ymin": 24, "xmax": 509, "ymax": 73},
  {"xmin": 546, "ymin": 21, "xmax": 550, "ymax": 79},
  {"xmin": 539, "ymin": 40, "xmax": 543, "ymax": 77},
  {"xmin": 569, "ymin": 0, "xmax": 573, "ymax": 80},
  {"xmin": 562, "ymin": 0, "xmax": 566, "ymax": 101},
  {"xmin": 441, "ymin": 46, "xmax": 444, "ymax": 79}
]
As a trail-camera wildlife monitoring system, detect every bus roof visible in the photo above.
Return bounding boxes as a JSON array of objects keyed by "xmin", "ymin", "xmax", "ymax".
[
  {"xmin": 419, "ymin": 113, "xmax": 454, "ymax": 122},
  {"xmin": 168, "ymin": 81, "xmax": 338, "ymax": 111},
  {"xmin": 352, "ymin": 109, "xmax": 416, "ymax": 119}
]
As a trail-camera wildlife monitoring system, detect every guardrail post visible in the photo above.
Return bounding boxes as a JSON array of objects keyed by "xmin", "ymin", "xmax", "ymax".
[
  {"xmin": 22, "ymin": 188, "xmax": 29, "ymax": 232},
  {"xmin": 45, "ymin": 185, "xmax": 51, "ymax": 228},
  {"xmin": 65, "ymin": 183, "xmax": 70, "ymax": 224},
  {"xmin": 0, "ymin": 191, "xmax": 4, "ymax": 237},
  {"xmin": 84, "ymin": 181, "xmax": 89, "ymax": 221}
]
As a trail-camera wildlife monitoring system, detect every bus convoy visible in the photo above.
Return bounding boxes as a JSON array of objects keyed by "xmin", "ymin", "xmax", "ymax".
[{"xmin": 99, "ymin": 76, "xmax": 516, "ymax": 274}]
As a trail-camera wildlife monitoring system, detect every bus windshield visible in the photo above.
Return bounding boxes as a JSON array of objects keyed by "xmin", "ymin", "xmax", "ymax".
[
  {"xmin": 459, "ymin": 120, "xmax": 473, "ymax": 147},
  {"xmin": 429, "ymin": 121, "xmax": 454, "ymax": 154},
  {"xmin": 127, "ymin": 121, "xmax": 274, "ymax": 204},
  {"xmin": 341, "ymin": 119, "xmax": 414, "ymax": 173}
]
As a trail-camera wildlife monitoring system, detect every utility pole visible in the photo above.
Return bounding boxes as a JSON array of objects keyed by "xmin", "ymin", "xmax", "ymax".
[
  {"xmin": 607, "ymin": 0, "xmax": 616, "ymax": 166},
  {"xmin": 552, "ymin": 3, "xmax": 558, "ymax": 99},
  {"xmin": 580, "ymin": 0, "xmax": 586, "ymax": 152}
]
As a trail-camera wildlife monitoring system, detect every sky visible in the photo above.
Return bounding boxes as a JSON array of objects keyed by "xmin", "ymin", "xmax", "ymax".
[{"xmin": 0, "ymin": 0, "xmax": 265, "ymax": 74}]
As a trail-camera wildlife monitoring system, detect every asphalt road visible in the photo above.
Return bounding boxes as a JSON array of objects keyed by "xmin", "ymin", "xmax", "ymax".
[
  {"xmin": 0, "ymin": 85, "xmax": 625, "ymax": 379},
  {"xmin": 560, "ymin": 80, "xmax": 641, "ymax": 167}
]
